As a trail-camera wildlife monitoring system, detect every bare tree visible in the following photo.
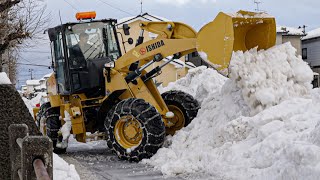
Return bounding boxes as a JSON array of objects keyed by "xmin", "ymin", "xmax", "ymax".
[
  {"xmin": 0, "ymin": 0, "xmax": 20, "ymax": 13},
  {"xmin": 0, "ymin": 0, "xmax": 49, "ymax": 75}
]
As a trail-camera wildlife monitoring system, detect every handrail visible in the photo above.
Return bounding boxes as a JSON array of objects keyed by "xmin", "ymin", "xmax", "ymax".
[{"xmin": 8, "ymin": 124, "xmax": 53, "ymax": 180}]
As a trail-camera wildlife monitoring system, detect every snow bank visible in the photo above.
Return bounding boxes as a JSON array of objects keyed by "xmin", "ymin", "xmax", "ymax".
[
  {"xmin": 0, "ymin": 72, "xmax": 11, "ymax": 84},
  {"xmin": 53, "ymin": 153, "xmax": 80, "ymax": 180},
  {"xmin": 159, "ymin": 66, "xmax": 227, "ymax": 104},
  {"xmin": 143, "ymin": 43, "xmax": 319, "ymax": 179},
  {"xmin": 229, "ymin": 43, "xmax": 313, "ymax": 115}
]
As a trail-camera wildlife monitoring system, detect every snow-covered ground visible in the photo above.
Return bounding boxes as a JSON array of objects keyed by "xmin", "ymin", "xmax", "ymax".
[
  {"xmin": 0, "ymin": 72, "xmax": 12, "ymax": 84},
  {"xmin": 143, "ymin": 43, "xmax": 320, "ymax": 180}
]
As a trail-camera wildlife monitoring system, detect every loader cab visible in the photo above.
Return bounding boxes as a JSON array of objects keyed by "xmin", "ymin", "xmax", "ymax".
[{"xmin": 48, "ymin": 19, "xmax": 121, "ymax": 97}]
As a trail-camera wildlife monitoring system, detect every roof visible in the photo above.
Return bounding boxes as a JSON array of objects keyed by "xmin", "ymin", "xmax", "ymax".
[
  {"xmin": 302, "ymin": 28, "xmax": 320, "ymax": 41},
  {"xmin": 276, "ymin": 26, "xmax": 305, "ymax": 36},
  {"xmin": 117, "ymin": 13, "xmax": 170, "ymax": 26},
  {"xmin": 43, "ymin": 73, "xmax": 53, "ymax": 78},
  {"xmin": 26, "ymin": 80, "xmax": 40, "ymax": 86}
]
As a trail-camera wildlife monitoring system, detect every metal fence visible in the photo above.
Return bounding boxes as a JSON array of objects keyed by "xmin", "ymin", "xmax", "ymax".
[{"xmin": 8, "ymin": 124, "xmax": 53, "ymax": 180}]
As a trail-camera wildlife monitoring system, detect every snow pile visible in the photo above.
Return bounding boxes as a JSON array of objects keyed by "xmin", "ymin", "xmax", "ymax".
[
  {"xmin": 159, "ymin": 66, "xmax": 227, "ymax": 104},
  {"xmin": 0, "ymin": 72, "xmax": 11, "ymax": 84},
  {"xmin": 229, "ymin": 43, "xmax": 313, "ymax": 115},
  {"xmin": 29, "ymin": 92, "xmax": 47, "ymax": 107},
  {"xmin": 53, "ymin": 153, "xmax": 80, "ymax": 180},
  {"xmin": 22, "ymin": 97, "xmax": 34, "ymax": 115},
  {"xmin": 22, "ymin": 92, "xmax": 47, "ymax": 116},
  {"xmin": 143, "ymin": 43, "xmax": 320, "ymax": 179}
]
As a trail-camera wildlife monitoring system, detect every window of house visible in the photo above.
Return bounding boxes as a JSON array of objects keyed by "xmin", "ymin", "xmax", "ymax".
[{"xmin": 302, "ymin": 48, "xmax": 307, "ymax": 59}]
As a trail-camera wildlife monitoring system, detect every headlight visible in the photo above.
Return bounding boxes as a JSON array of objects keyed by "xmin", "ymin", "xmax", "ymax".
[{"xmin": 105, "ymin": 61, "xmax": 115, "ymax": 68}]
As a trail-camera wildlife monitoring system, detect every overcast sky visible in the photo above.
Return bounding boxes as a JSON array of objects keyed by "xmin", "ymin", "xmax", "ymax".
[{"xmin": 16, "ymin": 0, "xmax": 320, "ymax": 88}]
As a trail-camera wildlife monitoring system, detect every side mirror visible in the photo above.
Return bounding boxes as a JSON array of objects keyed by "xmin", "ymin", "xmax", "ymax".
[
  {"xmin": 127, "ymin": 38, "xmax": 134, "ymax": 45},
  {"xmin": 123, "ymin": 24, "xmax": 130, "ymax": 36}
]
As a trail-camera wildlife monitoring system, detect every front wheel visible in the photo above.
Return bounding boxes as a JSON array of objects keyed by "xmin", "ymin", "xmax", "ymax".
[
  {"xmin": 162, "ymin": 90, "xmax": 200, "ymax": 135},
  {"xmin": 105, "ymin": 98, "xmax": 165, "ymax": 161},
  {"xmin": 43, "ymin": 104, "xmax": 66, "ymax": 154}
]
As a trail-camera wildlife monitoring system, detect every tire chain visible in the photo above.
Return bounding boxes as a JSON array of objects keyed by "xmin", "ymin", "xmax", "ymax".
[
  {"xmin": 161, "ymin": 90, "xmax": 200, "ymax": 124},
  {"xmin": 105, "ymin": 98, "xmax": 166, "ymax": 161}
]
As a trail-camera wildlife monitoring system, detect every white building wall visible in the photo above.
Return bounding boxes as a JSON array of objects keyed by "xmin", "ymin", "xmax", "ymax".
[{"xmin": 302, "ymin": 38, "xmax": 320, "ymax": 67}]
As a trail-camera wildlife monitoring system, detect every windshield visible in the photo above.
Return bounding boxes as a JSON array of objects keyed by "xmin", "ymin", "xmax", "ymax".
[{"xmin": 65, "ymin": 22, "xmax": 120, "ymax": 68}]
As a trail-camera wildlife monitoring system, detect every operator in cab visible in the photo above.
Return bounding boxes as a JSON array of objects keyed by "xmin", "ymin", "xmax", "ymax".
[{"xmin": 78, "ymin": 32, "xmax": 93, "ymax": 59}]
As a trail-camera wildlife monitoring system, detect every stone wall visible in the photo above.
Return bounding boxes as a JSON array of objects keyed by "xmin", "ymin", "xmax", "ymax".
[{"xmin": 0, "ymin": 84, "xmax": 40, "ymax": 179}]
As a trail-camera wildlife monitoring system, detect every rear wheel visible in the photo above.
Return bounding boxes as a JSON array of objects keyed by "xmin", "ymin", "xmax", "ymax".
[
  {"xmin": 105, "ymin": 98, "xmax": 165, "ymax": 161},
  {"xmin": 43, "ymin": 104, "xmax": 66, "ymax": 154},
  {"xmin": 161, "ymin": 90, "xmax": 200, "ymax": 135}
]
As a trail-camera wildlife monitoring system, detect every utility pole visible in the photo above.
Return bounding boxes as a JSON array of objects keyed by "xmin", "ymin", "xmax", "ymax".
[
  {"xmin": 140, "ymin": 0, "xmax": 143, "ymax": 15},
  {"xmin": 298, "ymin": 25, "xmax": 307, "ymax": 34},
  {"xmin": 254, "ymin": 0, "xmax": 262, "ymax": 12},
  {"xmin": 28, "ymin": 69, "xmax": 33, "ymax": 80}
]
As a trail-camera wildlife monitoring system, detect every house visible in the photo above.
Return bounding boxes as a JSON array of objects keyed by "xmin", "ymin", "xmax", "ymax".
[
  {"xmin": 36, "ymin": 78, "xmax": 46, "ymax": 92},
  {"xmin": 24, "ymin": 73, "xmax": 53, "ymax": 98},
  {"xmin": 116, "ymin": 13, "xmax": 194, "ymax": 86},
  {"xmin": 302, "ymin": 28, "xmax": 320, "ymax": 73},
  {"xmin": 26, "ymin": 79, "xmax": 40, "ymax": 94},
  {"xmin": 21, "ymin": 85, "xmax": 27, "ymax": 96},
  {"xmin": 276, "ymin": 26, "xmax": 305, "ymax": 55}
]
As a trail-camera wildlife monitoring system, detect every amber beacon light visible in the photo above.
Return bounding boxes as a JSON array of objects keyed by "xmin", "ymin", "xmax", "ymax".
[{"xmin": 76, "ymin": 11, "xmax": 96, "ymax": 20}]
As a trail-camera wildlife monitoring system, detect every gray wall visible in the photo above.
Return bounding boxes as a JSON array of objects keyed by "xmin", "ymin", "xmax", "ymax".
[
  {"xmin": 276, "ymin": 33, "xmax": 303, "ymax": 56},
  {"xmin": 276, "ymin": 33, "xmax": 283, "ymax": 45},
  {"xmin": 302, "ymin": 38, "xmax": 320, "ymax": 67},
  {"xmin": 283, "ymin": 36, "xmax": 302, "ymax": 55}
]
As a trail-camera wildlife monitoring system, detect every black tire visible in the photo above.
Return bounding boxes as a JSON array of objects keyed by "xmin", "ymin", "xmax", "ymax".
[
  {"xmin": 43, "ymin": 104, "xmax": 66, "ymax": 154},
  {"xmin": 161, "ymin": 90, "xmax": 200, "ymax": 135},
  {"xmin": 36, "ymin": 102, "xmax": 51, "ymax": 127},
  {"xmin": 105, "ymin": 98, "xmax": 166, "ymax": 161}
]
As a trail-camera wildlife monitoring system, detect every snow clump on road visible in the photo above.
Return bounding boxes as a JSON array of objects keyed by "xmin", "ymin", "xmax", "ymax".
[
  {"xmin": 53, "ymin": 153, "xmax": 80, "ymax": 180},
  {"xmin": 143, "ymin": 43, "xmax": 320, "ymax": 180}
]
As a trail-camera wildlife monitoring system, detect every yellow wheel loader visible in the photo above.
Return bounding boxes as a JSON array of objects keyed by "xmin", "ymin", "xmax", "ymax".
[{"xmin": 33, "ymin": 10, "xmax": 276, "ymax": 161}]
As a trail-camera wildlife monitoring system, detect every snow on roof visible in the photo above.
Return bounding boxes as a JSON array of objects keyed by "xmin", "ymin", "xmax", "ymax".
[
  {"xmin": 0, "ymin": 72, "xmax": 11, "ymax": 84},
  {"xmin": 227, "ymin": 11, "xmax": 274, "ymax": 18},
  {"xmin": 117, "ymin": 13, "xmax": 170, "ymax": 25},
  {"xmin": 276, "ymin": 26, "xmax": 305, "ymax": 36},
  {"xmin": 26, "ymin": 80, "xmax": 40, "ymax": 86},
  {"xmin": 43, "ymin": 73, "xmax": 53, "ymax": 78},
  {"xmin": 302, "ymin": 28, "xmax": 320, "ymax": 41}
]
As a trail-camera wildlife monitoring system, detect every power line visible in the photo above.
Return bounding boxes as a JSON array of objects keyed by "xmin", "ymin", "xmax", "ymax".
[
  {"xmin": 95, "ymin": 0, "xmax": 134, "ymax": 16},
  {"xmin": 19, "ymin": 55, "xmax": 33, "ymax": 64},
  {"xmin": 63, "ymin": 0, "xmax": 79, "ymax": 11},
  {"xmin": 20, "ymin": 50, "xmax": 50, "ymax": 54},
  {"xmin": 17, "ymin": 63, "xmax": 51, "ymax": 68}
]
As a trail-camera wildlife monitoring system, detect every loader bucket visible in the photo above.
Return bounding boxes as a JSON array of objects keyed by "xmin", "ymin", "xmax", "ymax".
[{"xmin": 196, "ymin": 10, "xmax": 276, "ymax": 75}]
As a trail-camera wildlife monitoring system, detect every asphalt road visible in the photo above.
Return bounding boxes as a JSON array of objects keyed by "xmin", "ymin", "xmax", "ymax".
[{"xmin": 60, "ymin": 145, "xmax": 184, "ymax": 180}]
